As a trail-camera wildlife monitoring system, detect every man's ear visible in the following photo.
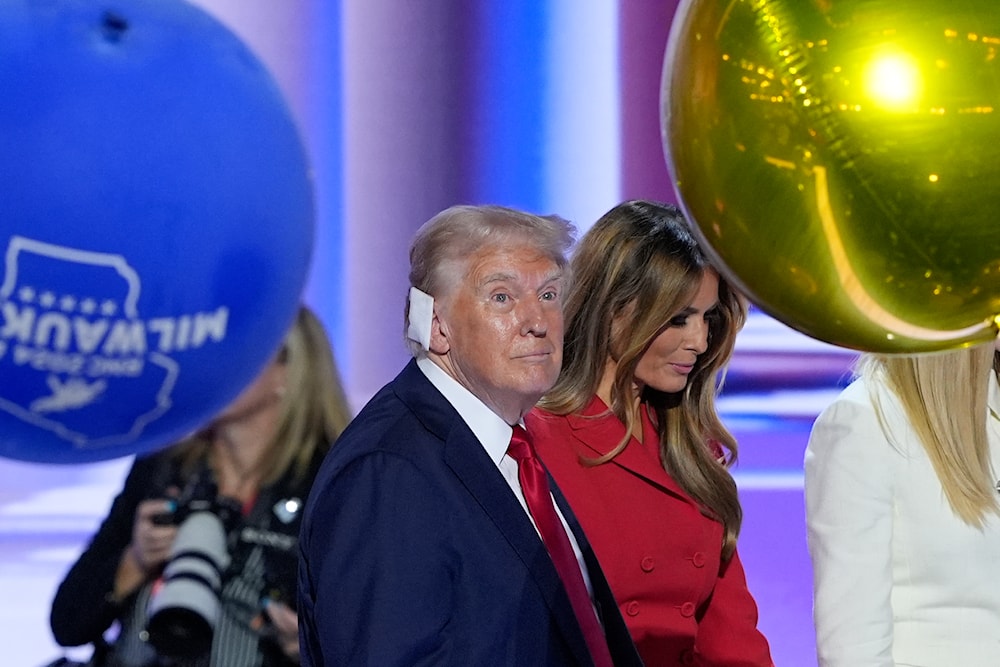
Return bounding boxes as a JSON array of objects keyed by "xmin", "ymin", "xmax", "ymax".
[{"xmin": 428, "ymin": 309, "xmax": 450, "ymax": 354}]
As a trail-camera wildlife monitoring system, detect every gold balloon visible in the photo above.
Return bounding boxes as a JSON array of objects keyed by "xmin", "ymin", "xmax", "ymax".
[{"xmin": 663, "ymin": 0, "xmax": 1000, "ymax": 352}]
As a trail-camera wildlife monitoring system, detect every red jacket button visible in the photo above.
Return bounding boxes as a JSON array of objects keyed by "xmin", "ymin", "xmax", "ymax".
[
  {"xmin": 625, "ymin": 601, "xmax": 640, "ymax": 617},
  {"xmin": 640, "ymin": 556, "xmax": 655, "ymax": 572},
  {"xmin": 680, "ymin": 649, "xmax": 695, "ymax": 665},
  {"xmin": 679, "ymin": 602, "xmax": 696, "ymax": 617},
  {"xmin": 691, "ymin": 551, "xmax": 706, "ymax": 568}
]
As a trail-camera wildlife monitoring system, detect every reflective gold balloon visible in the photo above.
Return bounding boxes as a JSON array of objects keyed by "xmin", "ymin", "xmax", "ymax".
[{"xmin": 662, "ymin": 0, "xmax": 1000, "ymax": 352}]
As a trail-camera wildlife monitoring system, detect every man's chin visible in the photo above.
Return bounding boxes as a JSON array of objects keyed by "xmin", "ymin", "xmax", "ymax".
[{"xmin": 515, "ymin": 373, "xmax": 559, "ymax": 399}]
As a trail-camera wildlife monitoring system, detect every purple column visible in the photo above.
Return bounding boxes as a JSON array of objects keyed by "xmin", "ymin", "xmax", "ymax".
[
  {"xmin": 342, "ymin": 2, "xmax": 476, "ymax": 404},
  {"xmin": 618, "ymin": 0, "xmax": 681, "ymax": 204}
]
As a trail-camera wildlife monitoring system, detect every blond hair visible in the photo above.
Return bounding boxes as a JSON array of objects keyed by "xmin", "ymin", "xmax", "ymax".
[
  {"xmin": 540, "ymin": 200, "xmax": 747, "ymax": 559},
  {"xmin": 861, "ymin": 343, "xmax": 1000, "ymax": 526},
  {"xmin": 175, "ymin": 305, "xmax": 352, "ymax": 486}
]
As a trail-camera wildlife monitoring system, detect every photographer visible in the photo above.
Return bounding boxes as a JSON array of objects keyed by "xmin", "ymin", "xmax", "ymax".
[{"xmin": 50, "ymin": 306, "xmax": 352, "ymax": 667}]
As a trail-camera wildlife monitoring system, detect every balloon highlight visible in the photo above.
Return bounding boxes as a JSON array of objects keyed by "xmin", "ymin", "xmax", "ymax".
[{"xmin": 662, "ymin": 0, "xmax": 1000, "ymax": 352}]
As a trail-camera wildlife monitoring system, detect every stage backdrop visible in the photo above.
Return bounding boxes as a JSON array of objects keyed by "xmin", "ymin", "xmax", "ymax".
[{"xmin": 1, "ymin": 2, "xmax": 855, "ymax": 665}]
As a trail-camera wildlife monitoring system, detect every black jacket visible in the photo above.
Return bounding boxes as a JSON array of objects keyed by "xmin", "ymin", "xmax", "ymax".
[{"xmin": 51, "ymin": 445, "xmax": 325, "ymax": 667}]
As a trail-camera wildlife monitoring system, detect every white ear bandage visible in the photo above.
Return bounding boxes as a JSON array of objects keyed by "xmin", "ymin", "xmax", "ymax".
[{"xmin": 407, "ymin": 287, "xmax": 434, "ymax": 352}]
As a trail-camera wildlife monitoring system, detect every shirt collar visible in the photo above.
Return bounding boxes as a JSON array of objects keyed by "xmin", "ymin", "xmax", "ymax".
[{"xmin": 416, "ymin": 356, "xmax": 513, "ymax": 466}]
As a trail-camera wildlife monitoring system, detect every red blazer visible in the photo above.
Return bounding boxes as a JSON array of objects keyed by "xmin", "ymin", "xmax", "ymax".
[{"xmin": 527, "ymin": 398, "xmax": 773, "ymax": 667}]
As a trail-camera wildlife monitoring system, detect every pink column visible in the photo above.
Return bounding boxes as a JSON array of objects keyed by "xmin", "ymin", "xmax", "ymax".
[
  {"xmin": 619, "ymin": 0, "xmax": 681, "ymax": 204},
  {"xmin": 172, "ymin": 2, "xmax": 478, "ymax": 408},
  {"xmin": 341, "ymin": 2, "xmax": 476, "ymax": 403}
]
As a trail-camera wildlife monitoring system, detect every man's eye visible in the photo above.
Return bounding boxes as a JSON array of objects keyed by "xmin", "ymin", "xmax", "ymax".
[
  {"xmin": 492, "ymin": 293, "xmax": 509, "ymax": 303},
  {"xmin": 540, "ymin": 290, "xmax": 558, "ymax": 301}
]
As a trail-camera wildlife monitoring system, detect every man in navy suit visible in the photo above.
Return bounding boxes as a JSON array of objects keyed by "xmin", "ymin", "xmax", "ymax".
[{"xmin": 298, "ymin": 204, "xmax": 642, "ymax": 666}]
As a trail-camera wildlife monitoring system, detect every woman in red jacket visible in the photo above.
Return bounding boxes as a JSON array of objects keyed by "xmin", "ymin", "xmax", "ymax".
[{"xmin": 527, "ymin": 200, "xmax": 773, "ymax": 667}]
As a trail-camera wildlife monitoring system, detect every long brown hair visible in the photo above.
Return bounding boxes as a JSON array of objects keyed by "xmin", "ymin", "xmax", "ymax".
[{"xmin": 539, "ymin": 200, "xmax": 747, "ymax": 559}]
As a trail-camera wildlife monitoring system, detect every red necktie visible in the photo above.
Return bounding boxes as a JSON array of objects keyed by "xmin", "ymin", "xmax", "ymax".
[{"xmin": 508, "ymin": 425, "xmax": 615, "ymax": 667}]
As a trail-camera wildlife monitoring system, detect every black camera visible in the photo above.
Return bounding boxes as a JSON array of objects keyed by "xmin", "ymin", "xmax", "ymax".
[{"xmin": 144, "ymin": 470, "xmax": 242, "ymax": 660}]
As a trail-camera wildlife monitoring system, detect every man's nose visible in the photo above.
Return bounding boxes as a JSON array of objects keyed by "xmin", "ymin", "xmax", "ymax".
[{"xmin": 520, "ymin": 300, "xmax": 549, "ymax": 336}]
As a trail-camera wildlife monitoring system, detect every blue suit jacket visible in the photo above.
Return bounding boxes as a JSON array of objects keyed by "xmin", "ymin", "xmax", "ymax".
[{"xmin": 298, "ymin": 359, "xmax": 643, "ymax": 666}]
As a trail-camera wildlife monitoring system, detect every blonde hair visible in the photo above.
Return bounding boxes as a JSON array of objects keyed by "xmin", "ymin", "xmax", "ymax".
[
  {"xmin": 539, "ymin": 200, "xmax": 747, "ymax": 559},
  {"xmin": 175, "ymin": 305, "xmax": 352, "ymax": 486},
  {"xmin": 861, "ymin": 343, "xmax": 1000, "ymax": 526}
]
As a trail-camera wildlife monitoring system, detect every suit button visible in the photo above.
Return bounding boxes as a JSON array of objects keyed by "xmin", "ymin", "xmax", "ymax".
[
  {"xmin": 640, "ymin": 556, "xmax": 655, "ymax": 572},
  {"xmin": 625, "ymin": 601, "xmax": 640, "ymax": 617},
  {"xmin": 691, "ymin": 551, "xmax": 706, "ymax": 568},
  {"xmin": 679, "ymin": 602, "xmax": 695, "ymax": 617},
  {"xmin": 679, "ymin": 649, "xmax": 695, "ymax": 665}
]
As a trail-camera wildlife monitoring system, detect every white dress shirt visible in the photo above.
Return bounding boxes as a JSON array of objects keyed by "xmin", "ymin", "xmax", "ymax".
[
  {"xmin": 805, "ymin": 371, "xmax": 1000, "ymax": 666},
  {"xmin": 416, "ymin": 356, "xmax": 594, "ymax": 597}
]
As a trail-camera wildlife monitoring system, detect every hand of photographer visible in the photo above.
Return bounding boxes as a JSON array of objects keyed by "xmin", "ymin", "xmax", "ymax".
[
  {"xmin": 130, "ymin": 498, "xmax": 179, "ymax": 571},
  {"xmin": 257, "ymin": 598, "xmax": 300, "ymax": 662},
  {"xmin": 112, "ymin": 498, "xmax": 179, "ymax": 601}
]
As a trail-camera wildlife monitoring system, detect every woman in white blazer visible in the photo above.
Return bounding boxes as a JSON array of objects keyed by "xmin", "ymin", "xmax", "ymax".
[{"xmin": 805, "ymin": 339, "xmax": 1000, "ymax": 666}]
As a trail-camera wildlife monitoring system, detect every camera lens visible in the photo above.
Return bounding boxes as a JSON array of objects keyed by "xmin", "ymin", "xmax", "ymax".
[{"xmin": 145, "ymin": 511, "xmax": 231, "ymax": 659}]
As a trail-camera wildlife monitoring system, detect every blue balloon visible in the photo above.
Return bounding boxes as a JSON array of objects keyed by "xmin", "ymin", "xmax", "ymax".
[{"xmin": 0, "ymin": 0, "xmax": 314, "ymax": 463}]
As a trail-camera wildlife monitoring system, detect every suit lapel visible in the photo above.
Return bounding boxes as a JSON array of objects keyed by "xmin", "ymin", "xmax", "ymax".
[
  {"xmin": 566, "ymin": 397, "xmax": 694, "ymax": 504},
  {"xmin": 392, "ymin": 360, "xmax": 595, "ymax": 666},
  {"xmin": 551, "ymin": 483, "xmax": 641, "ymax": 665}
]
